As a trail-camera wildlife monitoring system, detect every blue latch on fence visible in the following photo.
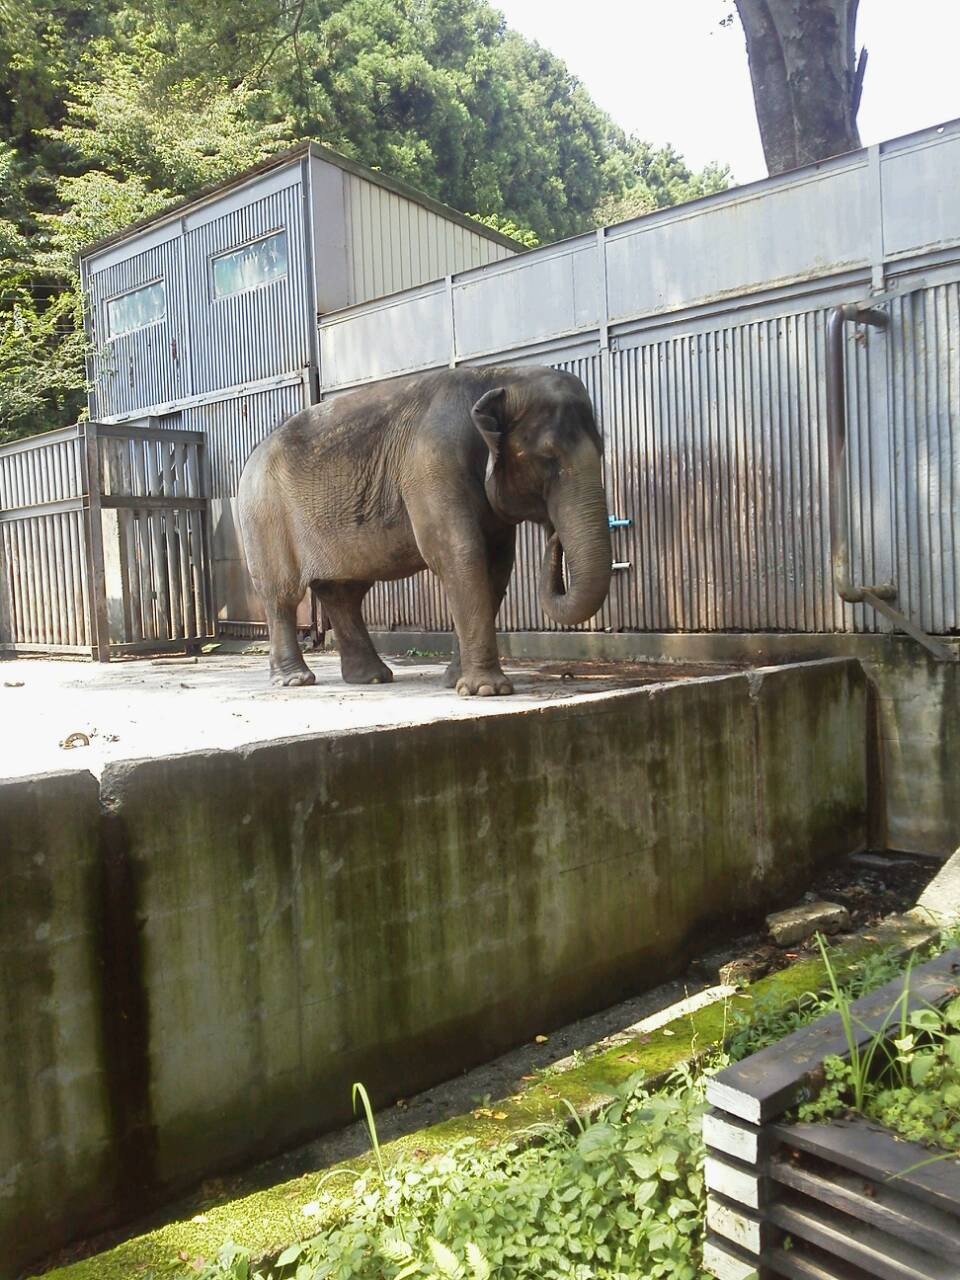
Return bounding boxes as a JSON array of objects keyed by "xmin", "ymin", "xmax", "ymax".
[{"xmin": 608, "ymin": 516, "xmax": 632, "ymax": 529}]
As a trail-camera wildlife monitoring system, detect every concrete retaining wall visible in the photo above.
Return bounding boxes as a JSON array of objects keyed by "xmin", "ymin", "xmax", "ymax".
[
  {"xmin": 371, "ymin": 631, "xmax": 960, "ymax": 858},
  {"xmin": 864, "ymin": 649, "xmax": 960, "ymax": 856},
  {"xmin": 2, "ymin": 659, "xmax": 867, "ymax": 1274},
  {"xmin": 1, "ymin": 772, "xmax": 112, "ymax": 1272}
]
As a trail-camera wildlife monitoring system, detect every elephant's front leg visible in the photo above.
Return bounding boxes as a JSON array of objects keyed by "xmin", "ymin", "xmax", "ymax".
[
  {"xmin": 434, "ymin": 538, "xmax": 514, "ymax": 698},
  {"xmin": 444, "ymin": 528, "xmax": 515, "ymax": 692}
]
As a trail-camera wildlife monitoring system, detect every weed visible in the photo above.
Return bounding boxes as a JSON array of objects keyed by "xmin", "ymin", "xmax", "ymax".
[{"xmin": 794, "ymin": 938, "xmax": 960, "ymax": 1156}]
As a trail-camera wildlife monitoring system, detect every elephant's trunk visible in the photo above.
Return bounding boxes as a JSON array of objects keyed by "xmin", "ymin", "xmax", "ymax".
[{"xmin": 538, "ymin": 448, "xmax": 612, "ymax": 626}]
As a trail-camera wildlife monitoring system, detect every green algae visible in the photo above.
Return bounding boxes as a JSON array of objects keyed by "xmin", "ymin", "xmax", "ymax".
[{"xmin": 38, "ymin": 916, "xmax": 935, "ymax": 1280}]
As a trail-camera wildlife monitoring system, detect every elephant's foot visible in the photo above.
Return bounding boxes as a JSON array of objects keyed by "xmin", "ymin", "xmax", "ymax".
[
  {"xmin": 270, "ymin": 660, "xmax": 316, "ymax": 688},
  {"xmin": 456, "ymin": 668, "xmax": 514, "ymax": 697},
  {"xmin": 341, "ymin": 654, "xmax": 394, "ymax": 685},
  {"xmin": 443, "ymin": 658, "xmax": 461, "ymax": 688}
]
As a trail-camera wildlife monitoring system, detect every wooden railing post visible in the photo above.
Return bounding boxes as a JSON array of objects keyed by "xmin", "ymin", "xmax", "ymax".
[{"xmin": 81, "ymin": 421, "xmax": 111, "ymax": 661}]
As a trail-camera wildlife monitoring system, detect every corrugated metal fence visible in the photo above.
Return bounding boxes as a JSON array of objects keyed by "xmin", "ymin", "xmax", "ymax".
[
  {"xmin": 0, "ymin": 421, "xmax": 214, "ymax": 658},
  {"xmin": 0, "ymin": 427, "xmax": 91, "ymax": 650},
  {"xmin": 321, "ymin": 121, "xmax": 960, "ymax": 640}
]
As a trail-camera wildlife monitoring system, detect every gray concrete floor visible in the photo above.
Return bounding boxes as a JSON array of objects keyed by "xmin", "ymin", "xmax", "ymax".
[{"xmin": 0, "ymin": 649, "xmax": 722, "ymax": 781}]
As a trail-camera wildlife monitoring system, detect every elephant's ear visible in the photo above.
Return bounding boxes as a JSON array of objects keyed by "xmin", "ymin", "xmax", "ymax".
[{"xmin": 471, "ymin": 387, "xmax": 509, "ymax": 471}]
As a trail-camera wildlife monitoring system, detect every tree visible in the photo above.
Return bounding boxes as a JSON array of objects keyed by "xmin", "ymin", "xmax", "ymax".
[
  {"xmin": 0, "ymin": 31, "xmax": 290, "ymax": 442},
  {"xmin": 596, "ymin": 138, "xmax": 729, "ymax": 226},
  {"xmin": 0, "ymin": 0, "xmax": 730, "ymax": 436},
  {"xmin": 734, "ymin": 0, "xmax": 866, "ymax": 175}
]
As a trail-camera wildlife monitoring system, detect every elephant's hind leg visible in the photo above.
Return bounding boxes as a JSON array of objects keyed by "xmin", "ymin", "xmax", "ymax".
[
  {"xmin": 317, "ymin": 582, "xmax": 394, "ymax": 685},
  {"xmin": 266, "ymin": 596, "xmax": 315, "ymax": 687}
]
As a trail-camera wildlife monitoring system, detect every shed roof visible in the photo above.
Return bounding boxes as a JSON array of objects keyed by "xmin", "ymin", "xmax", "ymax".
[{"xmin": 80, "ymin": 139, "xmax": 524, "ymax": 265}]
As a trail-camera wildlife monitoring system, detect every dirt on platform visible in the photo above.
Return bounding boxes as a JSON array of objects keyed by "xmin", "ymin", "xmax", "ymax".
[{"xmin": 520, "ymin": 658, "xmax": 742, "ymax": 683}]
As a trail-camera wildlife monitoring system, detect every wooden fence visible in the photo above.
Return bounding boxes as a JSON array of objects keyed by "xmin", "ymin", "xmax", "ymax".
[{"xmin": 0, "ymin": 421, "xmax": 214, "ymax": 660}]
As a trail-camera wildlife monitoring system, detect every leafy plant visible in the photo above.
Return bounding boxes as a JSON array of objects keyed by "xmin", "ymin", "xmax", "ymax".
[
  {"xmin": 195, "ymin": 1069, "xmax": 707, "ymax": 1280},
  {"xmin": 793, "ymin": 937, "xmax": 960, "ymax": 1155},
  {"xmin": 191, "ymin": 937, "xmax": 959, "ymax": 1280},
  {"xmin": 725, "ymin": 940, "xmax": 914, "ymax": 1065}
]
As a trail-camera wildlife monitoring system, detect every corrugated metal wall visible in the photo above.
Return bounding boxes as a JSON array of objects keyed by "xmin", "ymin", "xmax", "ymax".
[
  {"xmin": 86, "ymin": 165, "xmax": 311, "ymax": 421},
  {"xmin": 887, "ymin": 282, "xmax": 960, "ymax": 634},
  {"xmin": 321, "ymin": 121, "xmax": 960, "ymax": 639},
  {"xmin": 600, "ymin": 313, "xmax": 893, "ymax": 634},
  {"xmin": 184, "ymin": 384, "xmax": 305, "ymax": 500},
  {"xmin": 88, "ymin": 234, "xmax": 188, "ymax": 419},
  {"xmin": 184, "ymin": 183, "xmax": 310, "ymax": 393},
  {"xmin": 0, "ymin": 429, "xmax": 90, "ymax": 648},
  {"xmin": 342, "ymin": 173, "xmax": 514, "ymax": 304}
]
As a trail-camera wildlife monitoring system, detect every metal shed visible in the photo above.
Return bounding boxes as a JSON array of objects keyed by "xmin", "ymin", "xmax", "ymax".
[{"xmin": 76, "ymin": 142, "xmax": 519, "ymax": 637}]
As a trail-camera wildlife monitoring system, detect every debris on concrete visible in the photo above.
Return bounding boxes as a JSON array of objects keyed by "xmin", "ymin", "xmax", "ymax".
[
  {"xmin": 766, "ymin": 900, "xmax": 852, "ymax": 946},
  {"xmin": 849, "ymin": 851, "xmax": 923, "ymax": 871},
  {"xmin": 719, "ymin": 955, "xmax": 775, "ymax": 987}
]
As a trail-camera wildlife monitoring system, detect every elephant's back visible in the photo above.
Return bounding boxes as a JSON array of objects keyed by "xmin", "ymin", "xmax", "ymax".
[{"xmin": 239, "ymin": 403, "xmax": 330, "ymax": 490}]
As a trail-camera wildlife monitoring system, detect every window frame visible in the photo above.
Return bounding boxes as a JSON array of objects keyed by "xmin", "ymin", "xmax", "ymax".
[
  {"xmin": 208, "ymin": 228, "xmax": 289, "ymax": 303},
  {"xmin": 102, "ymin": 278, "xmax": 168, "ymax": 343}
]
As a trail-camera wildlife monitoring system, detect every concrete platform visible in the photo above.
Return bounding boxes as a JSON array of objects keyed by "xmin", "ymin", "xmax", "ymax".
[{"xmin": 0, "ymin": 650, "xmax": 728, "ymax": 781}]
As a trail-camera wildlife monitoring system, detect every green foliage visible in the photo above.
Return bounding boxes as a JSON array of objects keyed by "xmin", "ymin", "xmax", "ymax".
[
  {"xmin": 194, "ymin": 1069, "xmax": 707, "ymax": 1280},
  {"xmin": 0, "ymin": 284, "xmax": 88, "ymax": 441},
  {"xmin": 795, "ymin": 954, "xmax": 960, "ymax": 1155},
  {"xmin": 0, "ymin": 0, "xmax": 729, "ymax": 435},
  {"xmin": 172, "ymin": 939, "xmax": 960, "ymax": 1280},
  {"xmin": 467, "ymin": 212, "xmax": 539, "ymax": 249},
  {"xmin": 724, "ymin": 941, "xmax": 915, "ymax": 1064},
  {"xmin": 50, "ymin": 36, "xmax": 291, "ymax": 194},
  {"xmin": 595, "ymin": 140, "xmax": 730, "ymax": 227}
]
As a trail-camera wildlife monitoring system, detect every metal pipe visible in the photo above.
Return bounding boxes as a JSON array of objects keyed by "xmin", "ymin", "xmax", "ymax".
[{"xmin": 825, "ymin": 303, "xmax": 894, "ymax": 604}]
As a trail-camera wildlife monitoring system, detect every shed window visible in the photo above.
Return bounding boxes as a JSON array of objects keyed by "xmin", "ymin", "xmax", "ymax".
[
  {"xmin": 211, "ymin": 231, "xmax": 288, "ymax": 300},
  {"xmin": 105, "ymin": 281, "xmax": 166, "ymax": 339}
]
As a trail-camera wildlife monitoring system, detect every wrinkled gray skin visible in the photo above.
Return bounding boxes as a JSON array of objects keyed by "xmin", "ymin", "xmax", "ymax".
[{"xmin": 238, "ymin": 365, "xmax": 612, "ymax": 696}]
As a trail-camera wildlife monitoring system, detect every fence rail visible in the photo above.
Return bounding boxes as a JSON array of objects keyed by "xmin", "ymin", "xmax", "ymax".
[{"xmin": 0, "ymin": 421, "xmax": 214, "ymax": 659}]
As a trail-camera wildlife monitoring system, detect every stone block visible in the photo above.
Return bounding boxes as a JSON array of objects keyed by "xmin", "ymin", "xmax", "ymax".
[{"xmin": 766, "ymin": 900, "xmax": 852, "ymax": 946}]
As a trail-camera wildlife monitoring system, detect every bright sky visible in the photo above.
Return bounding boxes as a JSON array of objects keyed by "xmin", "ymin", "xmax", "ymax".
[{"xmin": 492, "ymin": 0, "xmax": 960, "ymax": 184}]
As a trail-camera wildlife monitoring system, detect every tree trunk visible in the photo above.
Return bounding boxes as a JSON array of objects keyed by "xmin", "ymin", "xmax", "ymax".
[{"xmin": 735, "ymin": 0, "xmax": 863, "ymax": 176}]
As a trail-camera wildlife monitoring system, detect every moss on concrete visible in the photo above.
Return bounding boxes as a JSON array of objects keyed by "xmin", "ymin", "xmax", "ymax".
[{"xmin": 38, "ymin": 916, "xmax": 935, "ymax": 1280}]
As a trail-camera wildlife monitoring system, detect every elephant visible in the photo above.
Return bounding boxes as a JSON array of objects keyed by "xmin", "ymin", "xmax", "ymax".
[{"xmin": 238, "ymin": 365, "xmax": 612, "ymax": 696}]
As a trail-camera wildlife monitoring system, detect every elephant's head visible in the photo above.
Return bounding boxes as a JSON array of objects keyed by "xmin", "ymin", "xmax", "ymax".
[{"xmin": 471, "ymin": 370, "xmax": 612, "ymax": 626}]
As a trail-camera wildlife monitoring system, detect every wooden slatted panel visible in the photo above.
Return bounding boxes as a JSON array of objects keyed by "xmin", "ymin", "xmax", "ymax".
[{"xmin": 98, "ymin": 426, "xmax": 213, "ymax": 650}]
